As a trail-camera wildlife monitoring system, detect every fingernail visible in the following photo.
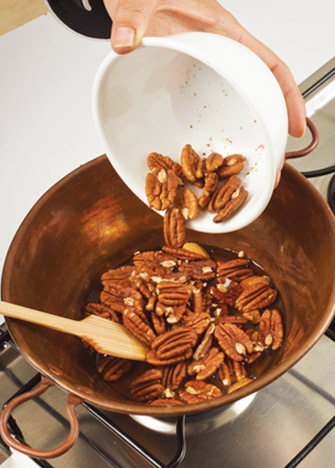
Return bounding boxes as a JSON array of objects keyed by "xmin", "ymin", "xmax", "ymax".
[{"xmin": 114, "ymin": 27, "xmax": 135, "ymax": 47}]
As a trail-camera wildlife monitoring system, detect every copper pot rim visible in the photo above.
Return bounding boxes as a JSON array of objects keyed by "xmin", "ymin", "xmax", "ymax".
[{"xmin": 2, "ymin": 155, "xmax": 335, "ymax": 417}]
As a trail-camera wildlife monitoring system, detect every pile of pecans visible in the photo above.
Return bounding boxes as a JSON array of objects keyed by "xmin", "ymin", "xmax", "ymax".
[
  {"xmin": 84, "ymin": 143, "xmax": 284, "ymax": 405},
  {"xmin": 145, "ymin": 145, "xmax": 248, "ymax": 246},
  {"xmin": 85, "ymin": 241, "xmax": 284, "ymax": 406}
]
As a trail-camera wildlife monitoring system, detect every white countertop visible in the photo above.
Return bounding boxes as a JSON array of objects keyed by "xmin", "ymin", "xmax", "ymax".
[{"xmin": 0, "ymin": 1, "xmax": 334, "ymax": 287}]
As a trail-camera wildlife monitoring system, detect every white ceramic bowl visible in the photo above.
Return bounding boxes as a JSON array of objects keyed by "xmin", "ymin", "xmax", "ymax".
[{"xmin": 92, "ymin": 32, "xmax": 288, "ymax": 233}]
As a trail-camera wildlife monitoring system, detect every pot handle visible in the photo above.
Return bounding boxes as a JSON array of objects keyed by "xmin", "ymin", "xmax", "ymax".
[
  {"xmin": 285, "ymin": 117, "xmax": 319, "ymax": 160},
  {"xmin": 0, "ymin": 375, "xmax": 82, "ymax": 459}
]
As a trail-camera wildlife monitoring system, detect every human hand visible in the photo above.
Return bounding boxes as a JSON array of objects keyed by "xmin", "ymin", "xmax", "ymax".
[{"xmin": 103, "ymin": 0, "xmax": 306, "ymax": 139}]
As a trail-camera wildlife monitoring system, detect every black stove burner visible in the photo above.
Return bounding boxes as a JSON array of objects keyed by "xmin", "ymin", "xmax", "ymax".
[
  {"xmin": 328, "ymin": 173, "xmax": 335, "ymax": 215},
  {"xmin": 45, "ymin": 0, "xmax": 112, "ymax": 39}
]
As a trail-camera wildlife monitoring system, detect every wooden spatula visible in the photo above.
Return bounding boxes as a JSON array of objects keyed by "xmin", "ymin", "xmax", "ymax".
[{"xmin": 0, "ymin": 301, "xmax": 149, "ymax": 361}]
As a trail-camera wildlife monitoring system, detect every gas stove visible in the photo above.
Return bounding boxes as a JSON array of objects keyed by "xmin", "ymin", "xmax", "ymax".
[{"xmin": 0, "ymin": 58, "xmax": 334, "ymax": 467}]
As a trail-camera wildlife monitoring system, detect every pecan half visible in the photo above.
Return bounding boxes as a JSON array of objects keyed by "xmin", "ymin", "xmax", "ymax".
[
  {"xmin": 213, "ymin": 186, "xmax": 248, "ymax": 222},
  {"xmin": 164, "ymin": 207, "xmax": 186, "ymax": 248},
  {"xmin": 235, "ymin": 283, "xmax": 277, "ymax": 312},
  {"xmin": 205, "ymin": 152, "xmax": 224, "ymax": 173},
  {"xmin": 161, "ymin": 362, "xmax": 187, "ymax": 390},
  {"xmin": 123, "ymin": 308, "xmax": 156, "ymax": 345},
  {"xmin": 132, "ymin": 252, "xmax": 165, "ymax": 278},
  {"xmin": 147, "ymin": 152, "xmax": 185, "ymax": 183},
  {"xmin": 162, "ymin": 271, "xmax": 190, "ymax": 284},
  {"xmin": 215, "ymin": 323, "xmax": 253, "ymax": 361},
  {"xmin": 85, "ymin": 302, "xmax": 121, "ymax": 323},
  {"xmin": 245, "ymin": 350, "xmax": 263, "ymax": 364},
  {"xmin": 258, "ymin": 309, "xmax": 284, "ymax": 350},
  {"xmin": 157, "ymin": 282, "xmax": 190, "ymax": 305},
  {"xmin": 100, "ymin": 288, "xmax": 145, "ymax": 323},
  {"xmin": 193, "ymin": 322, "xmax": 216, "ymax": 360},
  {"xmin": 151, "ymin": 311, "xmax": 167, "ymax": 335},
  {"xmin": 192, "ymin": 289, "xmax": 203, "ymax": 315},
  {"xmin": 152, "ymin": 327, "xmax": 198, "ymax": 357},
  {"xmin": 131, "ymin": 369, "xmax": 164, "ymax": 401},
  {"xmin": 181, "ymin": 144, "xmax": 203, "ymax": 187},
  {"xmin": 146, "ymin": 349, "xmax": 192, "ymax": 366},
  {"xmin": 195, "ymin": 157, "xmax": 206, "ymax": 179},
  {"xmin": 182, "ymin": 242, "xmax": 210, "ymax": 259},
  {"xmin": 162, "ymin": 245, "xmax": 205, "ymax": 261},
  {"xmin": 179, "ymin": 380, "xmax": 221, "ymax": 403},
  {"xmin": 101, "ymin": 265, "xmax": 136, "ymax": 286},
  {"xmin": 100, "ymin": 291, "xmax": 126, "ymax": 314},
  {"xmin": 133, "ymin": 250, "xmax": 176, "ymax": 266},
  {"xmin": 145, "ymin": 295, "xmax": 157, "ymax": 311},
  {"xmin": 174, "ymin": 187, "xmax": 199, "ymax": 220},
  {"xmin": 188, "ymin": 347, "xmax": 224, "ymax": 380},
  {"xmin": 135, "ymin": 280, "xmax": 152, "ymax": 300},
  {"xmin": 179, "ymin": 259, "xmax": 216, "ymax": 280},
  {"xmin": 199, "ymin": 173, "xmax": 219, "ymax": 208},
  {"xmin": 218, "ymin": 358, "xmax": 247, "ymax": 387},
  {"xmin": 217, "ymin": 154, "xmax": 245, "ymax": 178},
  {"xmin": 181, "ymin": 311, "xmax": 211, "ymax": 335},
  {"xmin": 210, "ymin": 282, "xmax": 243, "ymax": 307},
  {"xmin": 102, "ymin": 283, "xmax": 144, "ymax": 306},
  {"xmin": 216, "ymin": 315, "xmax": 248, "ymax": 325},
  {"xmin": 226, "ymin": 377, "xmax": 254, "ymax": 394},
  {"xmin": 240, "ymin": 275, "xmax": 270, "ymax": 289},
  {"xmin": 98, "ymin": 356, "xmax": 133, "ymax": 382},
  {"xmin": 217, "ymin": 259, "xmax": 253, "ymax": 282},
  {"xmin": 156, "ymin": 302, "xmax": 187, "ymax": 324},
  {"xmin": 208, "ymin": 175, "xmax": 241, "ymax": 213},
  {"xmin": 145, "ymin": 169, "xmax": 178, "ymax": 211}
]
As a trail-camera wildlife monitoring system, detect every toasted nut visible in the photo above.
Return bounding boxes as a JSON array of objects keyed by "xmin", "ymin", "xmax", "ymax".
[
  {"xmin": 182, "ymin": 242, "xmax": 210, "ymax": 258},
  {"xmin": 145, "ymin": 170, "xmax": 178, "ymax": 211},
  {"xmin": 240, "ymin": 276, "xmax": 270, "ymax": 290},
  {"xmin": 208, "ymin": 176, "xmax": 241, "ymax": 213},
  {"xmin": 181, "ymin": 144, "xmax": 201, "ymax": 184},
  {"xmin": 147, "ymin": 152, "xmax": 185, "ymax": 182},
  {"xmin": 164, "ymin": 207, "xmax": 186, "ymax": 248},
  {"xmin": 242, "ymin": 309, "xmax": 261, "ymax": 324},
  {"xmin": 227, "ymin": 377, "xmax": 253, "ymax": 394},
  {"xmin": 213, "ymin": 186, "xmax": 248, "ymax": 222},
  {"xmin": 205, "ymin": 152, "xmax": 224, "ymax": 173},
  {"xmin": 218, "ymin": 154, "xmax": 245, "ymax": 178},
  {"xmin": 175, "ymin": 188, "xmax": 199, "ymax": 220},
  {"xmin": 199, "ymin": 173, "xmax": 219, "ymax": 208}
]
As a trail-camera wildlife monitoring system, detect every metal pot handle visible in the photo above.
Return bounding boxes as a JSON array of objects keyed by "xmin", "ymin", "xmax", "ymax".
[
  {"xmin": 0, "ymin": 375, "xmax": 82, "ymax": 459},
  {"xmin": 285, "ymin": 117, "xmax": 319, "ymax": 160}
]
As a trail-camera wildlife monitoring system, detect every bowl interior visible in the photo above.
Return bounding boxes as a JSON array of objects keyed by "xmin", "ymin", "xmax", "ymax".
[
  {"xmin": 93, "ymin": 41, "xmax": 274, "ymax": 233},
  {"xmin": 2, "ymin": 156, "xmax": 335, "ymax": 417}
]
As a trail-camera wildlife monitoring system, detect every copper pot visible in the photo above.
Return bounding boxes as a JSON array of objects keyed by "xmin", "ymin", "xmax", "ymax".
[{"xmin": 1, "ymin": 154, "xmax": 335, "ymax": 458}]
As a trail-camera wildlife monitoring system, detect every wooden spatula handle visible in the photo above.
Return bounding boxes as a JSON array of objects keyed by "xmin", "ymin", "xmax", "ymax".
[
  {"xmin": 0, "ymin": 300, "xmax": 148, "ymax": 361},
  {"xmin": 0, "ymin": 301, "xmax": 84, "ymax": 337}
]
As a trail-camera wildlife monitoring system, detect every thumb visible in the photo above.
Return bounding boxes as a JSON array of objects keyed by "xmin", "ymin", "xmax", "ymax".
[{"xmin": 109, "ymin": 0, "xmax": 157, "ymax": 54}]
